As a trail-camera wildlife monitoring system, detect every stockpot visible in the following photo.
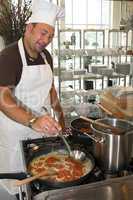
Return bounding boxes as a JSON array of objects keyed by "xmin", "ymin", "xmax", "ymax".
[{"xmin": 90, "ymin": 118, "xmax": 133, "ymax": 173}]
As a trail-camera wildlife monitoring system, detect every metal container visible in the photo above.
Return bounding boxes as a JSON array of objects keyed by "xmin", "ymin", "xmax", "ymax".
[{"xmin": 91, "ymin": 118, "xmax": 133, "ymax": 173}]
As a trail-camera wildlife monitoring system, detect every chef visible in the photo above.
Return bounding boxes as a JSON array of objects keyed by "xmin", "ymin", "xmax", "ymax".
[{"xmin": 0, "ymin": 0, "xmax": 65, "ymax": 195}]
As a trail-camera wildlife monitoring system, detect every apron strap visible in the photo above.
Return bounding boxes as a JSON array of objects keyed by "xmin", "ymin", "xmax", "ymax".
[
  {"xmin": 40, "ymin": 53, "xmax": 54, "ymax": 113},
  {"xmin": 40, "ymin": 52, "xmax": 49, "ymax": 65},
  {"xmin": 18, "ymin": 38, "xmax": 49, "ymax": 67},
  {"xmin": 18, "ymin": 38, "xmax": 27, "ymax": 66}
]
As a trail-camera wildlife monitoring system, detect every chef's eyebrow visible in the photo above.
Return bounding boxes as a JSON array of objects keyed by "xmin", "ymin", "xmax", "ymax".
[
  {"xmin": 31, "ymin": 23, "xmax": 54, "ymax": 37},
  {"xmin": 41, "ymin": 29, "xmax": 54, "ymax": 37}
]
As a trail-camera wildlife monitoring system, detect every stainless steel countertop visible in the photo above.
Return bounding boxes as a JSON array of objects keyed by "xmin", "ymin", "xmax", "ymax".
[{"xmin": 34, "ymin": 175, "xmax": 133, "ymax": 200}]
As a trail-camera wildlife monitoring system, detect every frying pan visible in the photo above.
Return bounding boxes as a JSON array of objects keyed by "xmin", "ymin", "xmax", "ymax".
[
  {"xmin": 71, "ymin": 118, "xmax": 92, "ymax": 135},
  {"xmin": 26, "ymin": 146, "xmax": 95, "ymax": 188},
  {"xmin": 0, "ymin": 146, "xmax": 95, "ymax": 189}
]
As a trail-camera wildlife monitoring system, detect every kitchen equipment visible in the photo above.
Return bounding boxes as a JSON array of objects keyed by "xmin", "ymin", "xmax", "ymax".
[
  {"xmin": 91, "ymin": 65, "xmax": 107, "ymax": 74},
  {"xmin": 100, "ymin": 88, "xmax": 133, "ymax": 119},
  {"xmin": 39, "ymin": 175, "xmax": 133, "ymax": 200},
  {"xmin": 18, "ymin": 134, "xmax": 133, "ymax": 200},
  {"xmin": 25, "ymin": 148, "xmax": 95, "ymax": 189},
  {"xmin": 97, "ymin": 103, "xmax": 113, "ymax": 116},
  {"xmin": 59, "ymin": 132, "xmax": 86, "ymax": 161},
  {"xmin": 18, "ymin": 135, "xmax": 104, "ymax": 199},
  {"xmin": 15, "ymin": 171, "xmax": 57, "ymax": 186},
  {"xmin": 59, "ymin": 132, "xmax": 73, "ymax": 156},
  {"xmin": 91, "ymin": 118, "xmax": 133, "ymax": 173},
  {"xmin": 71, "ymin": 118, "xmax": 92, "ymax": 135},
  {"xmin": 98, "ymin": 68, "xmax": 114, "ymax": 76},
  {"xmin": 80, "ymin": 116, "xmax": 124, "ymax": 135},
  {"xmin": 0, "ymin": 148, "xmax": 95, "ymax": 189},
  {"xmin": 116, "ymin": 63, "xmax": 130, "ymax": 75},
  {"xmin": 71, "ymin": 118, "xmax": 104, "ymax": 143},
  {"xmin": 72, "ymin": 150, "xmax": 86, "ymax": 162}
]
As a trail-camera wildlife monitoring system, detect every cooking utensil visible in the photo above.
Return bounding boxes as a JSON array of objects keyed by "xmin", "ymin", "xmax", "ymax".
[
  {"xmin": 26, "ymin": 148, "xmax": 95, "ymax": 189},
  {"xmin": 59, "ymin": 132, "xmax": 86, "ymax": 161},
  {"xmin": 71, "ymin": 118, "xmax": 92, "ymax": 135},
  {"xmin": 80, "ymin": 116, "xmax": 124, "ymax": 135},
  {"xmin": 91, "ymin": 117, "xmax": 133, "ymax": 173},
  {"xmin": 97, "ymin": 103, "xmax": 113, "ymax": 116},
  {"xmin": 72, "ymin": 150, "xmax": 86, "ymax": 162},
  {"xmin": 0, "ymin": 172, "xmax": 27, "ymax": 180},
  {"xmin": 100, "ymin": 91, "xmax": 125, "ymax": 119},
  {"xmin": 15, "ymin": 170, "xmax": 57, "ymax": 186},
  {"xmin": 59, "ymin": 133, "xmax": 73, "ymax": 156},
  {"xmin": 0, "ymin": 142, "xmax": 95, "ymax": 190}
]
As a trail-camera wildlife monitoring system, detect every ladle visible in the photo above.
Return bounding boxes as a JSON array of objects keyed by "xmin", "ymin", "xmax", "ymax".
[
  {"xmin": 59, "ymin": 132, "xmax": 86, "ymax": 161},
  {"xmin": 80, "ymin": 116, "xmax": 124, "ymax": 135}
]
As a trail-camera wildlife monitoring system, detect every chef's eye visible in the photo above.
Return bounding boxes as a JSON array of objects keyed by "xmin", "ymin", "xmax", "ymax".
[{"xmin": 41, "ymin": 31, "xmax": 47, "ymax": 36}]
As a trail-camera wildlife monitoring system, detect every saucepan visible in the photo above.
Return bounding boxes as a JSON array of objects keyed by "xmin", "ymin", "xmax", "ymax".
[
  {"xmin": 71, "ymin": 118, "xmax": 92, "ymax": 135},
  {"xmin": 0, "ymin": 146, "xmax": 95, "ymax": 189},
  {"xmin": 71, "ymin": 118, "xmax": 104, "ymax": 143}
]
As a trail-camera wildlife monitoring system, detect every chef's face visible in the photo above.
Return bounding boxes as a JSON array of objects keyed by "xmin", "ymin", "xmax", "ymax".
[{"xmin": 26, "ymin": 23, "xmax": 55, "ymax": 53}]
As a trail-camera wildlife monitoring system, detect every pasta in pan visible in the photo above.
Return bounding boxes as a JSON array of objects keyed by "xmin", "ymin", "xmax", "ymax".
[{"xmin": 28, "ymin": 152, "xmax": 92, "ymax": 182}]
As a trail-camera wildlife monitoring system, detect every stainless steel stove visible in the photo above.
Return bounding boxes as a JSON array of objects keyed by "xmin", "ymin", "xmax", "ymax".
[{"xmin": 19, "ymin": 131, "xmax": 133, "ymax": 200}]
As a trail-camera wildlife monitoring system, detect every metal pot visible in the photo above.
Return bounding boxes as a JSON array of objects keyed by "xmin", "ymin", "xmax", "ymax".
[{"xmin": 91, "ymin": 118, "xmax": 133, "ymax": 173}]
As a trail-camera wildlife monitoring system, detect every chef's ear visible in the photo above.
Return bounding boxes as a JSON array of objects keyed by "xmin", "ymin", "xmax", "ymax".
[{"xmin": 25, "ymin": 23, "xmax": 36, "ymax": 33}]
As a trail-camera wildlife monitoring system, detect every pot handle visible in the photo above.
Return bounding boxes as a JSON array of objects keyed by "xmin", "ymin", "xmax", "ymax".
[
  {"xmin": 83, "ymin": 132, "xmax": 105, "ymax": 143},
  {"xmin": 0, "ymin": 172, "xmax": 27, "ymax": 180}
]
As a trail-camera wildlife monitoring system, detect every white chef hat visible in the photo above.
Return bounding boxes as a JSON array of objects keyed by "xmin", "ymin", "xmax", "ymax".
[{"xmin": 26, "ymin": 0, "xmax": 65, "ymax": 27}]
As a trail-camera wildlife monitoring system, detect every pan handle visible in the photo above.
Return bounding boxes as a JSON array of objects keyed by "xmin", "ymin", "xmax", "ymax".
[
  {"xmin": 0, "ymin": 172, "xmax": 27, "ymax": 180},
  {"xmin": 83, "ymin": 132, "xmax": 105, "ymax": 143}
]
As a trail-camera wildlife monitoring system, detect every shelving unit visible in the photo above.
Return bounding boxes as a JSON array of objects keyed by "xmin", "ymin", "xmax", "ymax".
[
  {"xmin": 83, "ymin": 29, "xmax": 105, "ymax": 71},
  {"xmin": 56, "ymin": 28, "xmax": 133, "ymax": 99},
  {"xmin": 57, "ymin": 29, "xmax": 82, "ymax": 97},
  {"xmin": 108, "ymin": 29, "xmax": 128, "ymax": 65}
]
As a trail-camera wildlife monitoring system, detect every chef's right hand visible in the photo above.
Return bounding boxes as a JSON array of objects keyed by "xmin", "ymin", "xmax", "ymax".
[{"xmin": 31, "ymin": 114, "xmax": 62, "ymax": 136}]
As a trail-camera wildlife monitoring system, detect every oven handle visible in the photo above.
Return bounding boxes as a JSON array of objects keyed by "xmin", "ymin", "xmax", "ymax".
[{"xmin": 0, "ymin": 172, "xmax": 27, "ymax": 180}]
